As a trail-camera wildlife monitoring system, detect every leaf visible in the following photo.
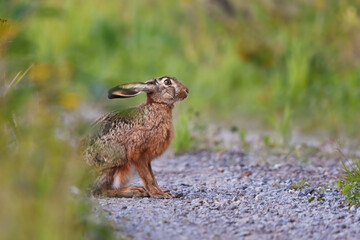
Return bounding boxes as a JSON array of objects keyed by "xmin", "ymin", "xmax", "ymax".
[{"xmin": 342, "ymin": 185, "xmax": 351, "ymax": 194}]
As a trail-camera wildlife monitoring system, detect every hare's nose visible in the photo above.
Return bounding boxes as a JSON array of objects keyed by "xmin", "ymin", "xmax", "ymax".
[{"xmin": 185, "ymin": 88, "xmax": 189, "ymax": 94}]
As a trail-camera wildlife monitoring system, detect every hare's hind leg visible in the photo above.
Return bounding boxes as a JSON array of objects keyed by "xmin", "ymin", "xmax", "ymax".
[
  {"xmin": 105, "ymin": 186, "xmax": 150, "ymax": 198},
  {"xmin": 104, "ymin": 164, "xmax": 150, "ymax": 198},
  {"xmin": 92, "ymin": 167, "xmax": 117, "ymax": 196},
  {"xmin": 96, "ymin": 164, "xmax": 150, "ymax": 198}
]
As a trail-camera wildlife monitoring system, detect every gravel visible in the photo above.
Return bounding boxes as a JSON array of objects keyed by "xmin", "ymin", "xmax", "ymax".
[{"xmin": 95, "ymin": 150, "xmax": 360, "ymax": 240}]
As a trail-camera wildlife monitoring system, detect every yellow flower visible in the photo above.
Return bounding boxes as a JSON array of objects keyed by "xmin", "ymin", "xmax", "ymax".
[
  {"xmin": 60, "ymin": 92, "xmax": 81, "ymax": 110},
  {"xmin": 314, "ymin": 0, "xmax": 325, "ymax": 10},
  {"xmin": 56, "ymin": 62, "xmax": 73, "ymax": 81},
  {"xmin": 30, "ymin": 63, "xmax": 52, "ymax": 83}
]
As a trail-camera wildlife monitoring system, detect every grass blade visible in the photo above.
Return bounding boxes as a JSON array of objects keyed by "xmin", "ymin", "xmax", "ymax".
[{"xmin": 4, "ymin": 64, "xmax": 33, "ymax": 97}]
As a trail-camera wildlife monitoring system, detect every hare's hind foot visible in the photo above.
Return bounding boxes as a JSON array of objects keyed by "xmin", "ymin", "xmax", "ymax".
[
  {"xmin": 149, "ymin": 188, "xmax": 174, "ymax": 199},
  {"xmin": 105, "ymin": 186, "xmax": 150, "ymax": 198}
]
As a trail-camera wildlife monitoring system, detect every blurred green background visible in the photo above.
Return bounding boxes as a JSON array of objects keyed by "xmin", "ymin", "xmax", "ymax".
[{"xmin": 1, "ymin": 0, "xmax": 360, "ymax": 239}]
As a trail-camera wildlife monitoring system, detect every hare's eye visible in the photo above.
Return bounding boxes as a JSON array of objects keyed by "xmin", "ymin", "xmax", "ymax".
[{"xmin": 164, "ymin": 79, "xmax": 172, "ymax": 86}]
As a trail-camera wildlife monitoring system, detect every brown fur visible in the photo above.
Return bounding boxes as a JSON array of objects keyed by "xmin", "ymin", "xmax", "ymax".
[{"xmin": 85, "ymin": 76, "xmax": 188, "ymax": 198}]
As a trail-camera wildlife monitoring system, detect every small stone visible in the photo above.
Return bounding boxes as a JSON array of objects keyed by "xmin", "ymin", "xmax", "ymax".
[
  {"xmin": 192, "ymin": 199, "xmax": 204, "ymax": 207},
  {"xmin": 175, "ymin": 193, "xmax": 184, "ymax": 198},
  {"xmin": 350, "ymin": 205, "xmax": 357, "ymax": 212},
  {"xmin": 255, "ymin": 194, "xmax": 263, "ymax": 201},
  {"xmin": 142, "ymin": 198, "xmax": 150, "ymax": 204},
  {"xmin": 209, "ymin": 206, "xmax": 220, "ymax": 210},
  {"xmin": 228, "ymin": 203, "xmax": 238, "ymax": 210},
  {"xmin": 180, "ymin": 183, "xmax": 191, "ymax": 187},
  {"xmin": 304, "ymin": 188, "xmax": 315, "ymax": 195},
  {"xmin": 299, "ymin": 188, "xmax": 315, "ymax": 197},
  {"xmin": 356, "ymin": 208, "xmax": 360, "ymax": 220},
  {"xmin": 242, "ymin": 172, "xmax": 252, "ymax": 177},
  {"xmin": 238, "ymin": 190, "xmax": 246, "ymax": 196},
  {"xmin": 238, "ymin": 231, "xmax": 251, "ymax": 237}
]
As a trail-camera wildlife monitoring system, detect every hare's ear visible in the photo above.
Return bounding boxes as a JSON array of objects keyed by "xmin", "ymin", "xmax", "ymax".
[{"xmin": 108, "ymin": 82, "xmax": 157, "ymax": 99}]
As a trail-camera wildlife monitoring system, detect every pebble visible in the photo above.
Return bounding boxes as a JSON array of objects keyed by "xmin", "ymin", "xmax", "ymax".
[
  {"xmin": 356, "ymin": 208, "xmax": 360, "ymax": 220},
  {"xmin": 255, "ymin": 194, "xmax": 264, "ymax": 201},
  {"xmin": 350, "ymin": 205, "xmax": 357, "ymax": 212}
]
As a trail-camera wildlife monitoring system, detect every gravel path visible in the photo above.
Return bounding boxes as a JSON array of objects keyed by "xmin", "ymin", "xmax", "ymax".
[{"xmin": 96, "ymin": 149, "xmax": 360, "ymax": 240}]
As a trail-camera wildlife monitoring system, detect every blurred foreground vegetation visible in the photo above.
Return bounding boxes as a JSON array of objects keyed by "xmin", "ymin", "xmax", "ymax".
[
  {"xmin": 1, "ymin": 0, "xmax": 360, "ymax": 239},
  {"xmin": 2, "ymin": 0, "xmax": 360, "ymax": 134}
]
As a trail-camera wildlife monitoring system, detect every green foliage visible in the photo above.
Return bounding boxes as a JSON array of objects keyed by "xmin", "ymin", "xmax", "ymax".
[
  {"xmin": 239, "ymin": 129, "xmax": 251, "ymax": 151},
  {"xmin": 1, "ymin": 0, "xmax": 360, "ymax": 136},
  {"xmin": 0, "ymin": 74, "xmax": 115, "ymax": 240},
  {"xmin": 308, "ymin": 196, "xmax": 325, "ymax": 203},
  {"xmin": 336, "ymin": 159, "xmax": 360, "ymax": 206},
  {"xmin": 239, "ymin": 129, "xmax": 247, "ymax": 142},
  {"xmin": 290, "ymin": 180, "xmax": 309, "ymax": 190},
  {"xmin": 0, "ymin": 17, "xmax": 115, "ymax": 240},
  {"xmin": 173, "ymin": 111, "xmax": 193, "ymax": 153},
  {"xmin": 273, "ymin": 104, "xmax": 292, "ymax": 146}
]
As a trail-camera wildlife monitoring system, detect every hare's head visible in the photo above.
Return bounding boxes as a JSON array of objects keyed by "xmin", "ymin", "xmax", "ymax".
[{"xmin": 108, "ymin": 76, "xmax": 189, "ymax": 105}]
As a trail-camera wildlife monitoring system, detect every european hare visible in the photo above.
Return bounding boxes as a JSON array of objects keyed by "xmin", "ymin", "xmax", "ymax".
[{"xmin": 85, "ymin": 76, "xmax": 188, "ymax": 198}]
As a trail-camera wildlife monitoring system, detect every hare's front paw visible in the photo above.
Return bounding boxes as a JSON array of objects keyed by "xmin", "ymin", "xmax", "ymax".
[{"xmin": 150, "ymin": 188, "xmax": 174, "ymax": 199}]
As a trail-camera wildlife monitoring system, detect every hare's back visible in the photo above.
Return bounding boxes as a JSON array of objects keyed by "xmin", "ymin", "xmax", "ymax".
[{"xmin": 85, "ymin": 108, "xmax": 146, "ymax": 168}]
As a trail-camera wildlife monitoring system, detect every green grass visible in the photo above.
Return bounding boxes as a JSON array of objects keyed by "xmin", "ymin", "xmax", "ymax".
[
  {"xmin": 173, "ymin": 111, "xmax": 193, "ymax": 153},
  {"xmin": 289, "ymin": 180, "xmax": 309, "ymax": 190},
  {"xmin": 337, "ymin": 159, "xmax": 360, "ymax": 206},
  {"xmin": 2, "ymin": 0, "xmax": 360, "ymax": 136}
]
